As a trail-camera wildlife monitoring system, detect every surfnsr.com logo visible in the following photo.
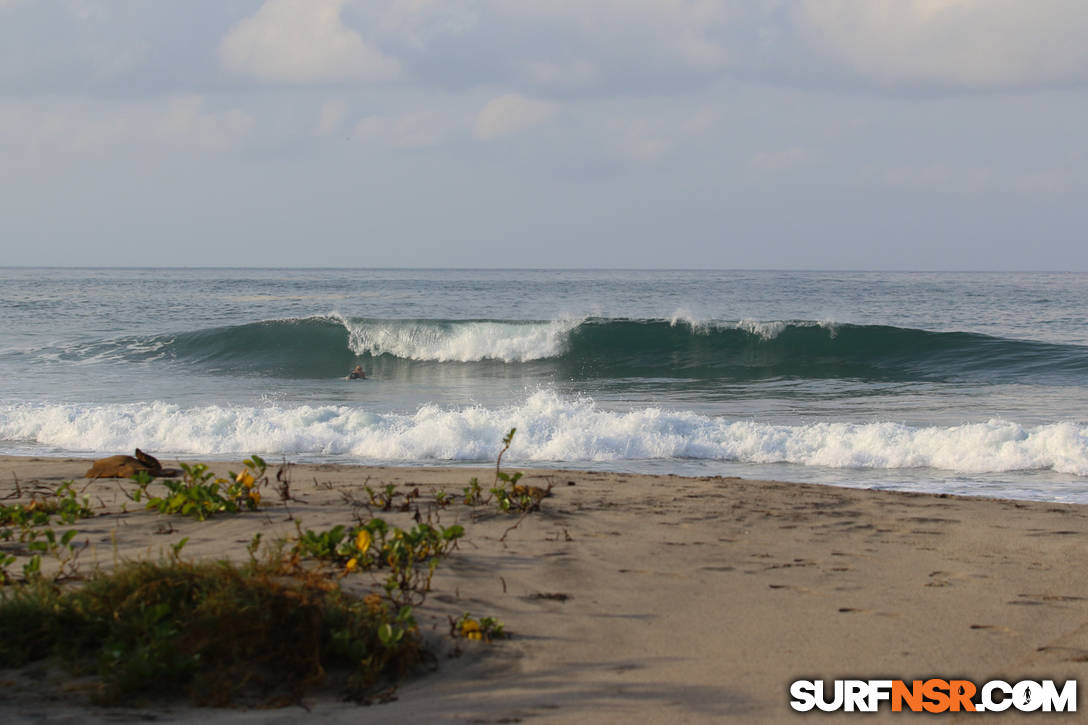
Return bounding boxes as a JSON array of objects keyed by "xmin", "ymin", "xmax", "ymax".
[{"xmin": 790, "ymin": 679, "xmax": 1077, "ymax": 713}]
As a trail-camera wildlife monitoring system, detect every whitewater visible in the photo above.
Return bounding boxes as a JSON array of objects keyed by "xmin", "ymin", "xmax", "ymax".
[
  {"xmin": 3, "ymin": 393, "xmax": 1086, "ymax": 475},
  {"xmin": 1, "ymin": 268, "xmax": 1086, "ymax": 502}
]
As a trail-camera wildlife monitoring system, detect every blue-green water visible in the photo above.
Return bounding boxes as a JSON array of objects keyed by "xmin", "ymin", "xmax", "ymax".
[{"xmin": 1, "ymin": 269, "xmax": 1086, "ymax": 502}]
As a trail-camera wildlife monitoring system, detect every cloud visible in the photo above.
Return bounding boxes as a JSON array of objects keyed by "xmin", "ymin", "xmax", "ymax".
[
  {"xmin": 378, "ymin": 0, "xmax": 478, "ymax": 50},
  {"xmin": 316, "ymin": 98, "xmax": 348, "ymax": 135},
  {"xmin": 877, "ymin": 162, "xmax": 1080, "ymax": 197},
  {"xmin": 366, "ymin": 0, "xmax": 735, "ymax": 96},
  {"xmin": 473, "ymin": 93, "xmax": 556, "ymax": 140},
  {"xmin": 354, "ymin": 110, "xmax": 450, "ymax": 148},
  {"xmin": 0, "ymin": 95, "xmax": 254, "ymax": 163},
  {"xmin": 158, "ymin": 95, "xmax": 255, "ymax": 148},
  {"xmin": 680, "ymin": 108, "xmax": 717, "ymax": 135},
  {"xmin": 749, "ymin": 147, "xmax": 813, "ymax": 173},
  {"xmin": 795, "ymin": 0, "xmax": 1088, "ymax": 89},
  {"xmin": 221, "ymin": 0, "xmax": 399, "ymax": 84},
  {"xmin": 1015, "ymin": 169, "xmax": 1071, "ymax": 196},
  {"xmin": 64, "ymin": 0, "xmax": 109, "ymax": 21},
  {"xmin": 521, "ymin": 59, "xmax": 601, "ymax": 92},
  {"xmin": 614, "ymin": 129, "xmax": 671, "ymax": 163},
  {"xmin": 493, "ymin": 0, "xmax": 730, "ymax": 72},
  {"xmin": 604, "ymin": 107, "xmax": 718, "ymax": 163},
  {"xmin": 11, "ymin": 0, "xmax": 1085, "ymax": 103}
]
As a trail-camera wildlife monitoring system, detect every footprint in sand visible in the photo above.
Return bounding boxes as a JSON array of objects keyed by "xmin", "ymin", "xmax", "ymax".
[
  {"xmin": 926, "ymin": 576, "xmax": 952, "ymax": 588},
  {"xmin": 1036, "ymin": 646, "xmax": 1088, "ymax": 663},
  {"xmin": 970, "ymin": 624, "xmax": 1018, "ymax": 634},
  {"xmin": 837, "ymin": 607, "xmax": 900, "ymax": 618},
  {"xmin": 768, "ymin": 583, "xmax": 813, "ymax": 594},
  {"xmin": 925, "ymin": 570, "xmax": 973, "ymax": 588},
  {"xmin": 1020, "ymin": 593, "xmax": 1087, "ymax": 602}
]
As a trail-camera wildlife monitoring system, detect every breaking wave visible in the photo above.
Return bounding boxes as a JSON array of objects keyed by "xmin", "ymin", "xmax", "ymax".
[
  {"xmin": 34, "ymin": 315, "xmax": 1088, "ymax": 383},
  {"xmin": 2, "ymin": 393, "xmax": 1086, "ymax": 476}
]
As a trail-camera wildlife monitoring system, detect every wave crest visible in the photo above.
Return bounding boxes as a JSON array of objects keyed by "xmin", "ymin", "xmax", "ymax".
[
  {"xmin": 335, "ymin": 313, "xmax": 580, "ymax": 362},
  {"xmin": 32, "ymin": 316, "xmax": 1088, "ymax": 383}
]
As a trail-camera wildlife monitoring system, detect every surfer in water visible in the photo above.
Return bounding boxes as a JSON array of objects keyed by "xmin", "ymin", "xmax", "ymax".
[{"xmin": 349, "ymin": 365, "xmax": 366, "ymax": 380}]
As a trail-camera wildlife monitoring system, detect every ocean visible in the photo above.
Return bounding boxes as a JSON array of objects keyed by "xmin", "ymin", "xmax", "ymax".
[{"xmin": 1, "ymin": 268, "xmax": 1086, "ymax": 503}]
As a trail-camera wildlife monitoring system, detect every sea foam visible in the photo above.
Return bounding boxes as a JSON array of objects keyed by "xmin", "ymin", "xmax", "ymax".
[
  {"xmin": 334, "ymin": 314, "xmax": 581, "ymax": 363},
  {"xmin": 2, "ymin": 393, "xmax": 1085, "ymax": 476}
]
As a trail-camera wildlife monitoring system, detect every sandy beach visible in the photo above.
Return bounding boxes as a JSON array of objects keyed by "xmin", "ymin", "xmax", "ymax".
[{"xmin": 2, "ymin": 455, "xmax": 1087, "ymax": 723}]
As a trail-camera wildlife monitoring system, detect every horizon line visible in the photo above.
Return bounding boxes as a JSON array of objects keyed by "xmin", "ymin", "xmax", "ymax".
[{"xmin": 1, "ymin": 266, "xmax": 1084, "ymax": 274}]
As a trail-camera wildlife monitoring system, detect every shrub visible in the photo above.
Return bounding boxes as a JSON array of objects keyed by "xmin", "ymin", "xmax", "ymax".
[
  {"xmin": 294, "ymin": 518, "xmax": 464, "ymax": 607},
  {"xmin": 0, "ymin": 556, "xmax": 423, "ymax": 705},
  {"xmin": 133, "ymin": 457, "xmax": 266, "ymax": 521}
]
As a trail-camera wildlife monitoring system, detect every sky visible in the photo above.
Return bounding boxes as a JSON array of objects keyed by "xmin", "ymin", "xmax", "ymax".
[{"xmin": 1, "ymin": 0, "xmax": 1087, "ymax": 270}]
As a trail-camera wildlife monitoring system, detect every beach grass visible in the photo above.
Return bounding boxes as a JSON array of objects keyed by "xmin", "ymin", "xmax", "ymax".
[
  {"xmin": 0, "ymin": 441, "xmax": 531, "ymax": 708},
  {"xmin": 0, "ymin": 553, "xmax": 424, "ymax": 706}
]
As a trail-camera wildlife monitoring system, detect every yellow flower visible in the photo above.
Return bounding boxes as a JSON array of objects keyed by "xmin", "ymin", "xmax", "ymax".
[
  {"xmin": 355, "ymin": 530, "xmax": 371, "ymax": 552},
  {"xmin": 249, "ymin": 490, "xmax": 261, "ymax": 505},
  {"xmin": 236, "ymin": 471, "xmax": 255, "ymax": 488},
  {"xmin": 462, "ymin": 617, "xmax": 488, "ymax": 641},
  {"xmin": 345, "ymin": 557, "xmax": 358, "ymax": 572}
]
